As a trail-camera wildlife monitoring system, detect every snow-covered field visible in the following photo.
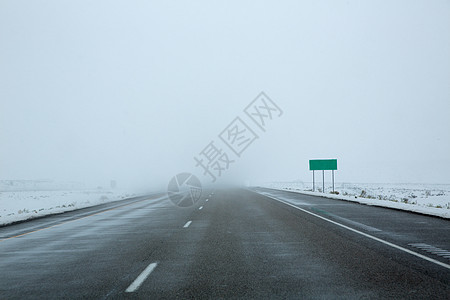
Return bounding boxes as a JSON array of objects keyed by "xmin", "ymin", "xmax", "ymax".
[
  {"xmin": 0, "ymin": 180, "xmax": 139, "ymax": 226},
  {"xmin": 260, "ymin": 182, "xmax": 450, "ymax": 219}
]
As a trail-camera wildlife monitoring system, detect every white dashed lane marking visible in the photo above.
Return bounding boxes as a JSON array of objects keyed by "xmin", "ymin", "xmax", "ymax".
[
  {"xmin": 125, "ymin": 262, "xmax": 158, "ymax": 292},
  {"xmin": 199, "ymin": 206, "xmax": 203, "ymax": 210},
  {"xmin": 183, "ymin": 221, "xmax": 192, "ymax": 228}
]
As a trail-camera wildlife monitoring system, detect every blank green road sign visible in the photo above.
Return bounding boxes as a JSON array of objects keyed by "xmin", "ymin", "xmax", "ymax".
[{"xmin": 309, "ymin": 159, "xmax": 337, "ymax": 170}]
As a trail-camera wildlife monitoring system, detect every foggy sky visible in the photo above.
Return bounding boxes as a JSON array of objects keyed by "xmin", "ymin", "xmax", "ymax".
[{"xmin": 1, "ymin": 1, "xmax": 449, "ymax": 189}]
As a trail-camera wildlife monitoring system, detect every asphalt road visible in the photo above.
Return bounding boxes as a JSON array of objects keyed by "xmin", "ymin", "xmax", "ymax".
[{"xmin": 0, "ymin": 188, "xmax": 449, "ymax": 299}]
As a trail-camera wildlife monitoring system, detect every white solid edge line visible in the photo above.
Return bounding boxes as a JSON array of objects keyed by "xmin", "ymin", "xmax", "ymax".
[
  {"xmin": 125, "ymin": 262, "xmax": 158, "ymax": 293},
  {"xmin": 260, "ymin": 193, "xmax": 450, "ymax": 270},
  {"xmin": 183, "ymin": 221, "xmax": 192, "ymax": 228},
  {"xmin": 199, "ymin": 206, "xmax": 203, "ymax": 210}
]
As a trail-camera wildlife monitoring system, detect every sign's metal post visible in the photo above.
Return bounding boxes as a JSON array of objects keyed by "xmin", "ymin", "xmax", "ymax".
[
  {"xmin": 322, "ymin": 170, "xmax": 324, "ymax": 193},
  {"xmin": 312, "ymin": 170, "xmax": 315, "ymax": 192},
  {"xmin": 332, "ymin": 170, "xmax": 335, "ymax": 193}
]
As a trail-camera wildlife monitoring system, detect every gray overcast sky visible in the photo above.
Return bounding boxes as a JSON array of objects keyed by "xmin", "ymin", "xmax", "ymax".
[{"xmin": 1, "ymin": 1, "xmax": 449, "ymax": 189}]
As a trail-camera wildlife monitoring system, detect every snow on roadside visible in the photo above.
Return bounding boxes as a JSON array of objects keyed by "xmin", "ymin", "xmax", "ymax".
[
  {"xmin": 259, "ymin": 182, "xmax": 450, "ymax": 219},
  {"xmin": 0, "ymin": 189, "xmax": 138, "ymax": 226}
]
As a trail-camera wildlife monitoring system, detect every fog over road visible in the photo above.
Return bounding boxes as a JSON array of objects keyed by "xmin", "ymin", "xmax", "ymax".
[{"xmin": 0, "ymin": 188, "xmax": 448, "ymax": 298}]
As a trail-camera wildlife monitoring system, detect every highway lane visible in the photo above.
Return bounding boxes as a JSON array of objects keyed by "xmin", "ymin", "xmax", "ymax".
[
  {"xmin": 0, "ymin": 192, "xmax": 196, "ymax": 299},
  {"xmin": 0, "ymin": 188, "xmax": 449, "ymax": 299},
  {"xmin": 256, "ymin": 187, "xmax": 450, "ymax": 265}
]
